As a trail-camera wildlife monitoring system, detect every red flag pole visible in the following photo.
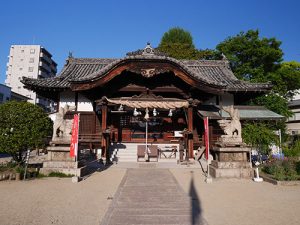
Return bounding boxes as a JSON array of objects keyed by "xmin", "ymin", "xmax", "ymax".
[
  {"xmin": 204, "ymin": 117, "xmax": 210, "ymax": 160},
  {"xmin": 204, "ymin": 117, "xmax": 212, "ymax": 183},
  {"xmin": 70, "ymin": 114, "xmax": 80, "ymax": 160}
]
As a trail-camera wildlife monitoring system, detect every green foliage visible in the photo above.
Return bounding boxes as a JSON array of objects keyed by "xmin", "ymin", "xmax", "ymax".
[
  {"xmin": 242, "ymin": 122, "xmax": 277, "ymax": 154},
  {"xmin": 48, "ymin": 172, "xmax": 73, "ymax": 177},
  {"xmin": 158, "ymin": 27, "xmax": 223, "ymax": 60},
  {"xmin": 283, "ymin": 139, "xmax": 300, "ymax": 157},
  {"xmin": 262, "ymin": 159, "xmax": 299, "ymax": 181},
  {"xmin": 253, "ymin": 93, "xmax": 292, "ymax": 118},
  {"xmin": 216, "ymin": 29, "xmax": 300, "ymax": 121},
  {"xmin": 159, "ymin": 27, "xmax": 195, "ymax": 48},
  {"xmin": 216, "ymin": 29, "xmax": 283, "ymax": 81},
  {"xmin": 197, "ymin": 49, "xmax": 222, "ymax": 60},
  {"xmin": 158, "ymin": 43, "xmax": 200, "ymax": 59},
  {"xmin": 0, "ymin": 101, "xmax": 52, "ymax": 164},
  {"xmin": 269, "ymin": 61, "xmax": 300, "ymax": 99},
  {"xmin": 158, "ymin": 27, "xmax": 198, "ymax": 60}
]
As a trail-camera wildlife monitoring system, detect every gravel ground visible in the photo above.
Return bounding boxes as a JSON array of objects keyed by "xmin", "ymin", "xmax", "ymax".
[
  {"xmin": 0, "ymin": 167, "xmax": 126, "ymax": 225},
  {"xmin": 1, "ymin": 166, "xmax": 300, "ymax": 225},
  {"xmin": 170, "ymin": 168, "xmax": 300, "ymax": 225}
]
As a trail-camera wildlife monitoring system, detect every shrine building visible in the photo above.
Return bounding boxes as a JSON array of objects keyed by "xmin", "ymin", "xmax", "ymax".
[{"xmin": 22, "ymin": 44, "xmax": 283, "ymax": 171}]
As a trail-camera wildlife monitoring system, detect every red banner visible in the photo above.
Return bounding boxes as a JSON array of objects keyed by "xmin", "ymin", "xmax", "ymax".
[
  {"xmin": 70, "ymin": 114, "xmax": 80, "ymax": 158},
  {"xmin": 204, "ymin": 117, "xmax": 210, "ymax": 160}
]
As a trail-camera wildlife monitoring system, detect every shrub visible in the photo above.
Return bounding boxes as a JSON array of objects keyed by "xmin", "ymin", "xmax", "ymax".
[
  {"xmin": 262, "ymin": 159, "xmax": 300, "ymax": 181},
  {"xmin": 283, "ymin": 140, "xmax": 300, "ymax": 157},
  {"xmin": 0, "ymin": 101, "xmax": 52, "ymax": 164}
]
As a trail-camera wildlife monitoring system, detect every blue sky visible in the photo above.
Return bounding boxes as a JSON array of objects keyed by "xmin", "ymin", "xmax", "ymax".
[{"xmin": 0, "ymin": 0, "xmax": 299, "ymax": 83}]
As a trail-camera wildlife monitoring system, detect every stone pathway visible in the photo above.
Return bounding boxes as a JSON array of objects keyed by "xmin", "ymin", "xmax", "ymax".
[{"xmin": 100, "ymin": 168, "xmax": 207, "ymax": 225}]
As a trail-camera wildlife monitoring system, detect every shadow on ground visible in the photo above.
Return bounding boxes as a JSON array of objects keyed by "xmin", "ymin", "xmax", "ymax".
[
  {"xmin": 189, "ymin": 171, "xmax": 206, "ymax": 225},
  {"xmin": 81, "ymin": 159, "xmax": 113, "ymax": 180}
]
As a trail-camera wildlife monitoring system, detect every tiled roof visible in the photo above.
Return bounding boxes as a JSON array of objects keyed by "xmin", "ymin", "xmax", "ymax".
[
  {"xmin": 22, "ymin": 54, "xmax": 271, "ymax": 92},
  {"xmin": 198, "ymin": 105, "xmax": 284, "ymax": 120}
]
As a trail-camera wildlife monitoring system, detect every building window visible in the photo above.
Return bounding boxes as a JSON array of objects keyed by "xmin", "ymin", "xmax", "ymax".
[
  {"xmin": 28, "ymin": 67, "xmax": 34, "ymax": 72},
  {"xmin": 29, "ymin": 58, "xmax": 34, "ymax": 63},
  {"xmin": 19, "ymin": 67, "xmax": 23, "ymax": 71},
  {"xmin": 20, "ymin": 58, "xmax": 24, "ymax": 61},
  {"xmin": 30, "ymin": 49, "xmax": 35, "ymax": 54},
  {"xmin": 18, "ymin": 86, "xmax": 21, "ymax": 89},
  {"xmin": 21, "ymin": 50, "xmax": 24, "ymax": 53}
]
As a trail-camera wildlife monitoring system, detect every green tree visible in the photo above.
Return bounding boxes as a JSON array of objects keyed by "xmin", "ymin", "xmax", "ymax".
[
  {"xmin": 217, "ymin": 30, "xmax": 300, "ymax": 120},
  {"xmin": 158, "ymin": 27, "xmax": 199, "ymax": 59},
  {"xmin": 0, "ymin": 101, "xmax": 52, "ymax": 164},
  {"xmin": 269, "ymin": 61, "xmax": 300, "ymax": 99},
  {"xmin": 242, "ymin": 122, "xmax": 278, "ymax": 155},
  {"xmin": 216, "ymin": 29, "xmax": 283, "ymax": 81}
]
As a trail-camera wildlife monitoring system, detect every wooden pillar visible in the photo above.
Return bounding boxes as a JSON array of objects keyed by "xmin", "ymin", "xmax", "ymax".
[
  {"xmin": 188, "ymin": 106, "xmax": 194, "ymax": 159},
  {"xmin": 101, "ymin": 104, "xmax": 107, "ymax": 157}
]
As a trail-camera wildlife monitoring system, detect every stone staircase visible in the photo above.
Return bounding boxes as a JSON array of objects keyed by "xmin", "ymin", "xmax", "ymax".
[
  {"xmin": 110, "ymin": 143, "xmax": 138, "ymax": 162},
  {"xmin": 109, "ymin": 143, "xmax": 179, "ymax": 163}
]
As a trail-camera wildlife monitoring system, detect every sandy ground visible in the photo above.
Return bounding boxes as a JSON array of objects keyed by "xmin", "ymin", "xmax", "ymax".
[
  {"xmin": 170, "ymin": 168, "xmax": 300, "ymax": 225},
  {"xmin": 1, "ymin": 166, "xmax": 300, "ymax": 225},
  {"xmin": 0, "ymin": 168, "xmax": 126, "ymax": 225}
]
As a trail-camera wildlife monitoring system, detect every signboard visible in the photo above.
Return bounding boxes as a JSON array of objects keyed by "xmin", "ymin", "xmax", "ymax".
[
  {"xmin": 204, "ymin": 117, "xmax": 210, "ymax": 160},
  {"xmin": 70, "ymin": 114, "xmax": 80, "ymax": 158}
]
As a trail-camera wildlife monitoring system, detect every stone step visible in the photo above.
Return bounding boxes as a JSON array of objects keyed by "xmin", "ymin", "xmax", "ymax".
[
  {"xmin": 108, "ymin": 214, "xmax": 192, "ymax": 225},
  {"xmin": 116, "ymin": 152, "xmax": 137, "ymax": 156},
  {"xmin": 116, "ymin": 201, "xmax": 191, "ymax": 209},
  {"xmin": 113, "ymin": 207, "xmax": 191, "ymax": 216}
]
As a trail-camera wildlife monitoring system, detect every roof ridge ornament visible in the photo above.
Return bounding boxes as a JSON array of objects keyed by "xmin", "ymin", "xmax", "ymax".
[
  {"xmin": 142, "ymin": 42, "xmax": 155, "ymax": 55},
  {"xmin": 126, "ymin": 43, "xmax": 168, "ymax": 57}
]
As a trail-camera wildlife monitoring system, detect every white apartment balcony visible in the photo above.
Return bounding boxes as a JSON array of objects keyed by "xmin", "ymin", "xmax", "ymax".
[
  {"xmin": 50, "ymin": 64, "xmax": 57, "ymax": 73},
  {"xmin": 40, "ymin": 52, "xmax": 52, "ymax": 64},
  {"xmin": 38, "ymin": 70, "xmax": 49, "ymax": 78},
  {"xmin": 39, "ymin": 61, "xmax": 51, "ymax": 73}
]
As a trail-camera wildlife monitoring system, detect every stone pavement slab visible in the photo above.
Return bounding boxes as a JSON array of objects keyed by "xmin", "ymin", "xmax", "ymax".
[{"xmin": 100, "ymin": 168, "xmax": 207, "ymax": 225}]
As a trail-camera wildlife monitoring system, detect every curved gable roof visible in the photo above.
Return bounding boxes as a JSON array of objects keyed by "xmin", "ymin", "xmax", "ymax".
[{"xmin": 22, "ymin": 47, "xmax": 272, "ymax": 93}]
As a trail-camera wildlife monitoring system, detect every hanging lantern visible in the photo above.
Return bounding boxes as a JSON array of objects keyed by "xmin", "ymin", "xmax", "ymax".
[{"xmin": 144, "ymin": 107, "xmax": 149, "ymax": 120}]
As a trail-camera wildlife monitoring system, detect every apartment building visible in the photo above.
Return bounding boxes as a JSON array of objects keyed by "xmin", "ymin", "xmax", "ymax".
[{"xmin": 5, "ymin": 45, "xmax": 57, "ymax": 111}]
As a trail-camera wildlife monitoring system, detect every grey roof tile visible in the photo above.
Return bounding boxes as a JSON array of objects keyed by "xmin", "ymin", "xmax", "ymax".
[{"xmin": 21, "ymin": 56, "xmax": 271, "ymax": 92}]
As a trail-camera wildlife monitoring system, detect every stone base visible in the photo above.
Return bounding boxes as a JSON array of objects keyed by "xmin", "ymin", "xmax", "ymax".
[
  {"xmin": 210, "ymin": 145, "xmax": 252, "ymax": 178},
  {"xmin": 41, "ymin": 161, "xmax": 78, "ymax": 176},
  {"xmin": 46, "ymin": 146, "xmax": 75, "ymax": 162},
  {"xmin": 211, "ymin": 160, "xmax": 251, "ymax": 169},
  {"xmin": 40, "ymin": 161, "xmax": 88, "ymax": 177},
  {"xmin": 210, "ymin": 164, "xmax": 253, "ymax": 178},
  {"xmin": 216, "ymin": 137, "xmax": 243, "ymax": 146}
]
